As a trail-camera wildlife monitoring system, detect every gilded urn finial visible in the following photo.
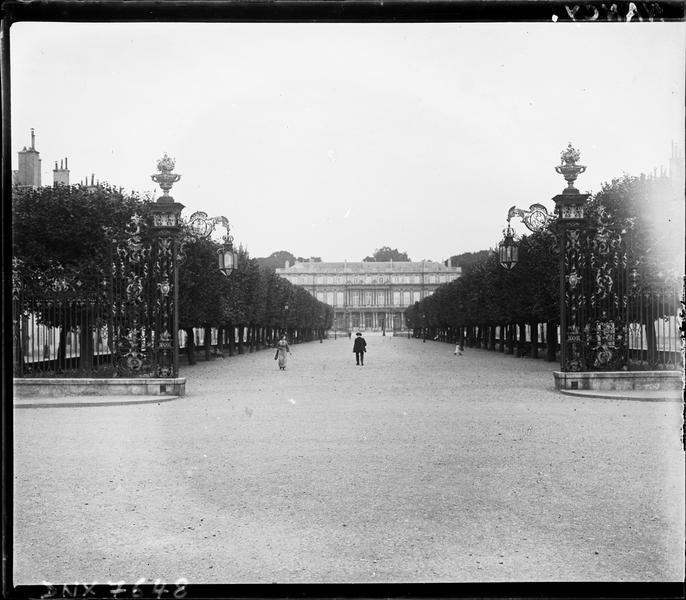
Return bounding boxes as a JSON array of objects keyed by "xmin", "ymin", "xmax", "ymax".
[
  {"xmin": 555, "ymin": 143, "xmax": 586, "ymax": 193},
  {"xmin": 151, "ymin": 153, "xmax": 181, "ymax": 197}
]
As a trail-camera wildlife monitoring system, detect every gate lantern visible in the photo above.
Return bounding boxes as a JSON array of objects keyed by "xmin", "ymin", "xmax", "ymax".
[
  {"xmin": 215, "ymin": 216, "xmax": 238, "ymax": 278},
  {"xmin": 218, "ymin": 241, "xmax": 237, "ymax": 277},
  {"xmin": 186, "ymin": 211, "xmax": 239, "ymax": 277},
  {"xmin": 498, "ymin": 221, "xmax": 519, "ymax": 270},
  {"xmin": 498, "ymin": 204, "xmax": 552, "ymax": 271}
]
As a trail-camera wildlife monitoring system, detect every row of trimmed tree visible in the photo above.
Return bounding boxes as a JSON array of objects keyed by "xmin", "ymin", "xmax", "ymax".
[
  {"xmin": 12, "ymin": 183, "xmax": 333, "ymax": 371},
  {"xmin": 405, "ymin": 231, "xmax": 560, "ymax": 359},
  {"xmin": 178, "ymin": 238, "xmax": 333, "ymax": 364},
  {"xmin": 404, "ymin": 174, "xmax": 683, "ymax": 362}
]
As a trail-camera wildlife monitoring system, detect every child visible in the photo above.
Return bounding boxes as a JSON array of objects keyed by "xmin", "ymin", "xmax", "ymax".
[{"xmin": 454, "ymin": 343, "xmax": 463, "ymax": 356}]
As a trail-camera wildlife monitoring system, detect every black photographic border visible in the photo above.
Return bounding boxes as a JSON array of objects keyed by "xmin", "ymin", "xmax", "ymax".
[{"xmin": 2, "ymin": 2, "xmax": 684, "ymax": 599}]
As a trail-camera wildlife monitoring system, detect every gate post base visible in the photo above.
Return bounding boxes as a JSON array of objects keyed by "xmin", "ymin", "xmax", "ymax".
[
  {"xmin": 553, "ymin": 371, "xmax": 682, "ymax": 392},
  {"xmin": 13, "ymin": 377, "xmax": 186, "ymax": 397}
]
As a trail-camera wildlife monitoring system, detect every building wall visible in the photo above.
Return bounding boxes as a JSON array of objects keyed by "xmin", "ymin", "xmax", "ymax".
[{"xmin": 276, "ymin": 261, "xmax": 461, "ymax": 331}]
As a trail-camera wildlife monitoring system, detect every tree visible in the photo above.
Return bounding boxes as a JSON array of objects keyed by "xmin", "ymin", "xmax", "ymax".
[
  {"xmin": 363, "ymin": 246, "xmax": 410, "ymax": 262},
  {"xmin": 255, "ymin": 250, "xmax": 296, "ymax": 271},
  {"xmin": 447, "ymin": 250, "xmax": 491, "ymax": 274},
  {"xmin": 177, "ymin": 237, "xmax": 228, "ymax": 364},
  {"xmin": 586, "ymin": 174, "xmax": 683, "ymax": 364},
  {"xmin": 587, "ymin": 174, "xmax": 683, "ymax": 284},
  {"xmin": 13, "ymin": 184, "xmax": 147, "ymax": 277},
  {"xmin": 12, "ymin": 184, "xmax": 149, "ymax": 372}
]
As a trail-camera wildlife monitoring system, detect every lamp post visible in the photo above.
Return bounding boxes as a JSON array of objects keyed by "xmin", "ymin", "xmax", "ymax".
[
  {"xmin": 496, "ymin": 143, "xmax": 589, "ymax": 372},
  {"xmin": 552, "ymin": 143, "xmax": 589, "ymax": 372},
  {"xmin": 149, "ymin": 160, "xmax": 240, "ymax": 376},
  {"xmin": 149, "ymin": 154, "xmax": 185, "ymax": 378}
]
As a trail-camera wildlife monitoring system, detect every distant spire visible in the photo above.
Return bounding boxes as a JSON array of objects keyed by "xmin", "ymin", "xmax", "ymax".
[{"xmin": 30, "ymin": 128, "xmax": 35, "ymax": 150}]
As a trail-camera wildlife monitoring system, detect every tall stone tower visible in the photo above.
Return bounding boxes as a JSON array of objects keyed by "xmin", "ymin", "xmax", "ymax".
[
  {"xmin": 14, "ymin": 129, "xmax": 42, "ymax": 188},
  {"xmin": 53, "ymin": 157, "xmax": 70, "ymax": 186}
]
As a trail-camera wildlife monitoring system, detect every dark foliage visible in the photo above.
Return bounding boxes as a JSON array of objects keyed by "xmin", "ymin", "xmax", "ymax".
[{"xmin": 363, "ymin": 246, "xmax": 411, "ymax": 262}]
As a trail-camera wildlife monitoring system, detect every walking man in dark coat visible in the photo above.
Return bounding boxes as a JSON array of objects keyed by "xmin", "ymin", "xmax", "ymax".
[{"xmin": 353, "ymin": 332, "xmax": 367, "ymax": 366}]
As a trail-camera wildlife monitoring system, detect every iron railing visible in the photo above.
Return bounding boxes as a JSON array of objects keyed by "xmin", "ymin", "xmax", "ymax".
[{"xmin": 13, "ymin": 275, "xmax": 116, "ymax": 377}]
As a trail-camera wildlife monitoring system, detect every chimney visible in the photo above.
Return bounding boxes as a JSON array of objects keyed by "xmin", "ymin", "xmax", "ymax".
[
  {"xmin": 16, "ymin": 129, "xmax": 41, "ymax": 187},
  {"xmin": 53, "ymin": 157, "xmax": 70, "ymax": 186}
]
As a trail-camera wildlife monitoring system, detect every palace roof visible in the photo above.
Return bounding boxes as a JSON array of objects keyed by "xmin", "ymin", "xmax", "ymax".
[{"xmin": 276, "ymin": 261, "xmax": 461, "ymax": 274}]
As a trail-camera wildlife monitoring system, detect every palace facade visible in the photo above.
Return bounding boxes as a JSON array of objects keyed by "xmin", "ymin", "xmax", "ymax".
[{"xmin": 276, "ymin": 260, "xmax": 461, "ymax": 332}]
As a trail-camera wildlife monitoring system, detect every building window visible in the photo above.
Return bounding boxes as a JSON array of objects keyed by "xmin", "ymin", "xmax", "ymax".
[
  {"xmin": 326, "ymin": 291, "xmax": 334, "ymax": 305},
  {"xmin": 402, "ymin": 291, "xmax": 410, "ymax": 306},
  {"xmin": 393, "ymin": 291, "xmax": 400, "ymax": 306},
  {"xmin": 413, "ymin": 291, "xmax": 420, "ymax": 303},
  {"xmin": 336, "ymin": 291, "xmax": 344, "ymax": 306}
]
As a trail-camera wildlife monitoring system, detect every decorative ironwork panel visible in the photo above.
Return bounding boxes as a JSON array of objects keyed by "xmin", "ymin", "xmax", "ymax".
[
  {"xmin": 110, "ymin": 214, "xmax": 180, "ymax": 378},
  {"xmin": 153, "ymin": 235, "xmax": 177, "ymax": 377},
  {"xmin": 561, "ymin": 227, "xmax": 589, "ymax": 371},
  {"xmin": 111, "ymin": 214, "xmax": 156, "ymax": 376},
  {"xmin": 559, "ymin": 202, "xmax": 681, "ymax": 372}
]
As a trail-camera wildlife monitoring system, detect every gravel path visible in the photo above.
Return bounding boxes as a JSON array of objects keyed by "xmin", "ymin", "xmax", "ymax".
[{"xmin": 13, "ymin": 335, "xmax": 684, "ymax": 583}]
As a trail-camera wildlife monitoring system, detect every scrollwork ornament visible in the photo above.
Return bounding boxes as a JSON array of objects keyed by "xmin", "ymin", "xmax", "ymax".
[
  {"xmin": 566, "ymin": 229, "xmax": 582, "ymax": 252},
  {"xmin": 114, "ymin": 323, "xmax": 154, "ymax": 376},
  {"xmin": 566, "ymin": 269, "xmax": 582, "ymax": 290},
  {"xmin": 157, "ymin": 278, "xmax": 171, "ymax": 298}
]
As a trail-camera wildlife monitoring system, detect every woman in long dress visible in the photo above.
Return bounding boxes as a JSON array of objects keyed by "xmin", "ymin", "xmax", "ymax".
[{"xmin": 275, "ymin": 334, "xmax": 291, "ymax": 370}]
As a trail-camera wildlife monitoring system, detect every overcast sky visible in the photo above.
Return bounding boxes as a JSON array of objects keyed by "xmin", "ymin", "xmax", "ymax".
[{"xmin": 10, "ymin": 21, "xmax": 685, "ymax": 262}]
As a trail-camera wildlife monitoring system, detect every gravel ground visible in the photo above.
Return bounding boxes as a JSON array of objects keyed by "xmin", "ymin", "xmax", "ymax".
[{"xmin": 13, "ymin": 335, "xmax": 684, "ymax": 583}]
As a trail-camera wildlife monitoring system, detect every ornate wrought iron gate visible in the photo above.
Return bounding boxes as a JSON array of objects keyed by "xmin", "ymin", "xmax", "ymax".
[
  {"xmin": 560, "ymin": 204, "xmax": 681, "ymax": 372},
  {"xmin": 110, "ymin": 213, "xmax": 180, "ymax": 378}
]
